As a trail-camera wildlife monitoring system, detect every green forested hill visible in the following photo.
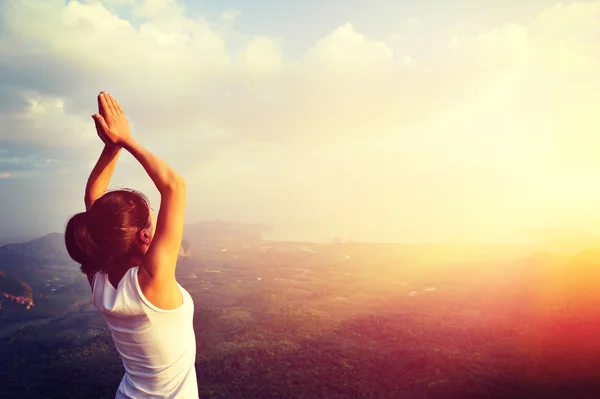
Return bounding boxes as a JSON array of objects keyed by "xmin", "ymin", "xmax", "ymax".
[
  {"xmin": 1, "ymin": 236, "xmax": 600, "ymax": 398},
  {"xmin": 0, "ymin": 270, "xmax": 28, "ymax": 297}
]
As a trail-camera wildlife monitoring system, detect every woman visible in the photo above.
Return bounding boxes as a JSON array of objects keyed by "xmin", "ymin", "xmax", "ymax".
[{"xmin": 65, "ymin": 92, "xmax": 198, "ymax": 398}]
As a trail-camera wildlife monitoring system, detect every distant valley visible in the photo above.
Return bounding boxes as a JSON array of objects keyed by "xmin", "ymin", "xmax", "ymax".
[{"xmin": 1, "ymin": 221, "xmax": 600, "ymax": 398}]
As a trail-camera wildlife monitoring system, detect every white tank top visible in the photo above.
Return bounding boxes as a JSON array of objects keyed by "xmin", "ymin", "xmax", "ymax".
[{"xmin": 91, "ymin": 266, "xmax": 198, "ymax": 399}]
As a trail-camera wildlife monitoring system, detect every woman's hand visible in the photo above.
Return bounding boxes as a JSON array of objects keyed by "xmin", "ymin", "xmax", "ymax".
[
  {"xmin": 93, "ymin": 116, "xmax": 119, "ymax": 151},
  {"xmin": 91, "ymin": 92, "xmax": 133, "ymax": 146}
]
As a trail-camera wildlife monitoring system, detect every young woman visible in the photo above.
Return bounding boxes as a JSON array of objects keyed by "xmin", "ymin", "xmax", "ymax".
[{"xmin": 65, "ymin": 92, "xmax": 198, "ymax": 398}]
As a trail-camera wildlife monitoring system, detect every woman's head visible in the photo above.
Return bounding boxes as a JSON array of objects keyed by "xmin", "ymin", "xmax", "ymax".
[{"xmin": 65, "ymin": 189, "xmax": 156, "ymax": 275}]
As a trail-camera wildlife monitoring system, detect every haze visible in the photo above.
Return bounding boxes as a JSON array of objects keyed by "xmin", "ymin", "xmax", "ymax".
[{"xmin": 0, "ymin": 0, "xmax": 599, "ymax": 244}]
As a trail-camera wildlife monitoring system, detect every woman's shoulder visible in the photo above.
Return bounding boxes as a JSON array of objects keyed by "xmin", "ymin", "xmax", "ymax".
[{"xmin": 86, "ymin": 270, "xmax": 102, "ymax": 289}]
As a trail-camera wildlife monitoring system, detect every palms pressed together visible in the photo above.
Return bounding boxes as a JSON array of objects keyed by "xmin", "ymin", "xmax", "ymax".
[{"xmin": 92, "ymin": 91, "xmax": 132, "ymax": 147}]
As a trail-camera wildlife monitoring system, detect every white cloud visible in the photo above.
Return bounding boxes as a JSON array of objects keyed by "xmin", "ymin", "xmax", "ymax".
[
  {"xmin": 0, "ymin": 0, "xmax": 599, "ymax": 240},
  {"xmin": 238, "ymin": 36, "xmax": 284, "ymax": 73},
  {"xmin": 1, "ymin": 1, "xmax": 597, "ymax": 153},
  {"xmin": 447, "ymin": 23, "xmax": 533, "ymax": 79},
  {"xmin": 389, "ymin": 33, "xmax": 402, "ymax": 43},
  {"xmin": 400, "ymin": 55, "xmax": 417, "ymax": 67},
  {"xmin": 220, "ymin": 8, "xmax": 241, "ymax": 26},
  {"xmin": 406, "ymin": 17, "xmax": 422, "ymax": 27},
  {"xmin": 303, "ymin": 22, "xmax": 394, "ymax": 72},
  {"xmin": 1, "ymin": 0, "xmax": 597, "ymax": 160},
  {"xmin": 0, "ymin": 91, "xmax": 95, "ymax": 147},
  {"xmin": 532, "ymin": 2, "xmax": 600, "ymax": 72}
]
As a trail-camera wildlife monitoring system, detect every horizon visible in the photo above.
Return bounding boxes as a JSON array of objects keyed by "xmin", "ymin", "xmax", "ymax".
[
  {"xmin": 1, "ymin": 0, "xmax": 599, "ymax": 244},
  {"xmin": 5, "ymin": 222, "xmax": 600, "ymax": 257}
]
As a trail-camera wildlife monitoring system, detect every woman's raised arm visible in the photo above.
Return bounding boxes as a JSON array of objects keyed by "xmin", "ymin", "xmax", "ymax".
[
  {"xmin": 94, "ymin": 92, "xmax": 186, "ymax": 310},
  {"xmin": 84, "ymin": 94, "xmax": 124, "ymax": 210}
]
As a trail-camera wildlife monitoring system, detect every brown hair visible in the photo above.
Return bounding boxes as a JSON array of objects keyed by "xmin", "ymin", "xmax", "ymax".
[{"xmin": 64, "ymin": 189, "xmax": 151, "ymax": 276}]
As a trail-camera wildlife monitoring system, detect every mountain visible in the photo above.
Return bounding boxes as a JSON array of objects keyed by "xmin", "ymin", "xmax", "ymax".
[
  {"xmin": 0, "ymin": 233, "xmax": 38, "ymax": 246},
  {"xmin": 0, "ymin": 232, "xmax": 81, "ymax": 316},
  {"xmin": 0, "ymin": 270, "xmax": 34, "ymax": 311},
  {"xmin": 0, "ymin": 270, "xmax": 29, "ymax": 296},
  {"xmin": 0, "ymin": 220, "xmax": 271, "ymax": 278},
  {"xmin": 0, "ymin": 221, "xmax": 272, "ymax": 315},
  {"xmin": 0, "ymin": 232, "xmax": 75, "ymax": 280}
]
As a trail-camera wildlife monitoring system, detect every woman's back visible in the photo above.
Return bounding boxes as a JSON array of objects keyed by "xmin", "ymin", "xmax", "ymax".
[
  {"xmin": 92, "ymin": 267, "xmax": 197, "ymax": 399},
  {"xmin": 65, "ymin": 92, "xmax": 196, "ymax": 397}
]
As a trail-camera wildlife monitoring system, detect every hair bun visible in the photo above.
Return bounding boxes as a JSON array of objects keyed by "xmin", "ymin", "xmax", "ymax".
[{"xmin": 65, "ymin": 211, "xmax": 100, "ymax": 272}]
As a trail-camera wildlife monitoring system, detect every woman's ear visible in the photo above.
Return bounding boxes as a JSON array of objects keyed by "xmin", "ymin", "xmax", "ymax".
[{"xmin": 139, "ymin": 228, "xmax": 151, "ymax": 244}]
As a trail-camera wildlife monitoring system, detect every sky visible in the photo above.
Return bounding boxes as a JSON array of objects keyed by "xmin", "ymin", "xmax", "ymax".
[{"xmin": 0, "ymin": 0, "xmax": 599, "ymax": 243}]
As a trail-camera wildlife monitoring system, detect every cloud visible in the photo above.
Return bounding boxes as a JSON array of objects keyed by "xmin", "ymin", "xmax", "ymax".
[
  {"xmin": 303, "ymin": 22, "xmax": 394, "ymax": 72},
  {"xmin": 0, "ymin": 1, "xmax": 546, "ymax": 155},
  {"xmin": 406, "ymin": 17, "xmax": 422, "ymax": 27},
  {"xmin": 0, "ymin": 0, "xmax": 599, "ymax": 240},
  {"xmin": 238, "ymin": 35, "xmax": 284, "ymax": 73},
  {"xmin": 219, "ymin": 8, "xmax": 241, "ymax": 27},
  {"xmin": 0, "ymin": 1, "xmax": 597, "ymax": 154},
  {"xmin": 532, "ymin": 2, "xmax": 600, "ymax": 72},
  {"xmin": 0, "ymin": 172, "xmax": 11, "ymax": 179},
  {"xmin": 0, "ymin": 90, "xmax": 96, "ymax": 149},
  {"xmin": 0, "ymin": 140, "xmax": 86, "ymax": 180},
  {"xmin": 400, "ymin": 55, "xmax": 417, "ymax": 67},
  {"xmin": 0, "ymin": 1, "xmax": 420, "ymax": 166}
]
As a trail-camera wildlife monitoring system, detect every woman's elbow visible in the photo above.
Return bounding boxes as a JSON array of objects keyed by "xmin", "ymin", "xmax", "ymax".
[
  {"xmin": 163, "ymin": 175, "xmax": 186, "ymax": 193},
  {"xmin": 173, "ymin": 175, "xmax": 186, "ymax": 189}
]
